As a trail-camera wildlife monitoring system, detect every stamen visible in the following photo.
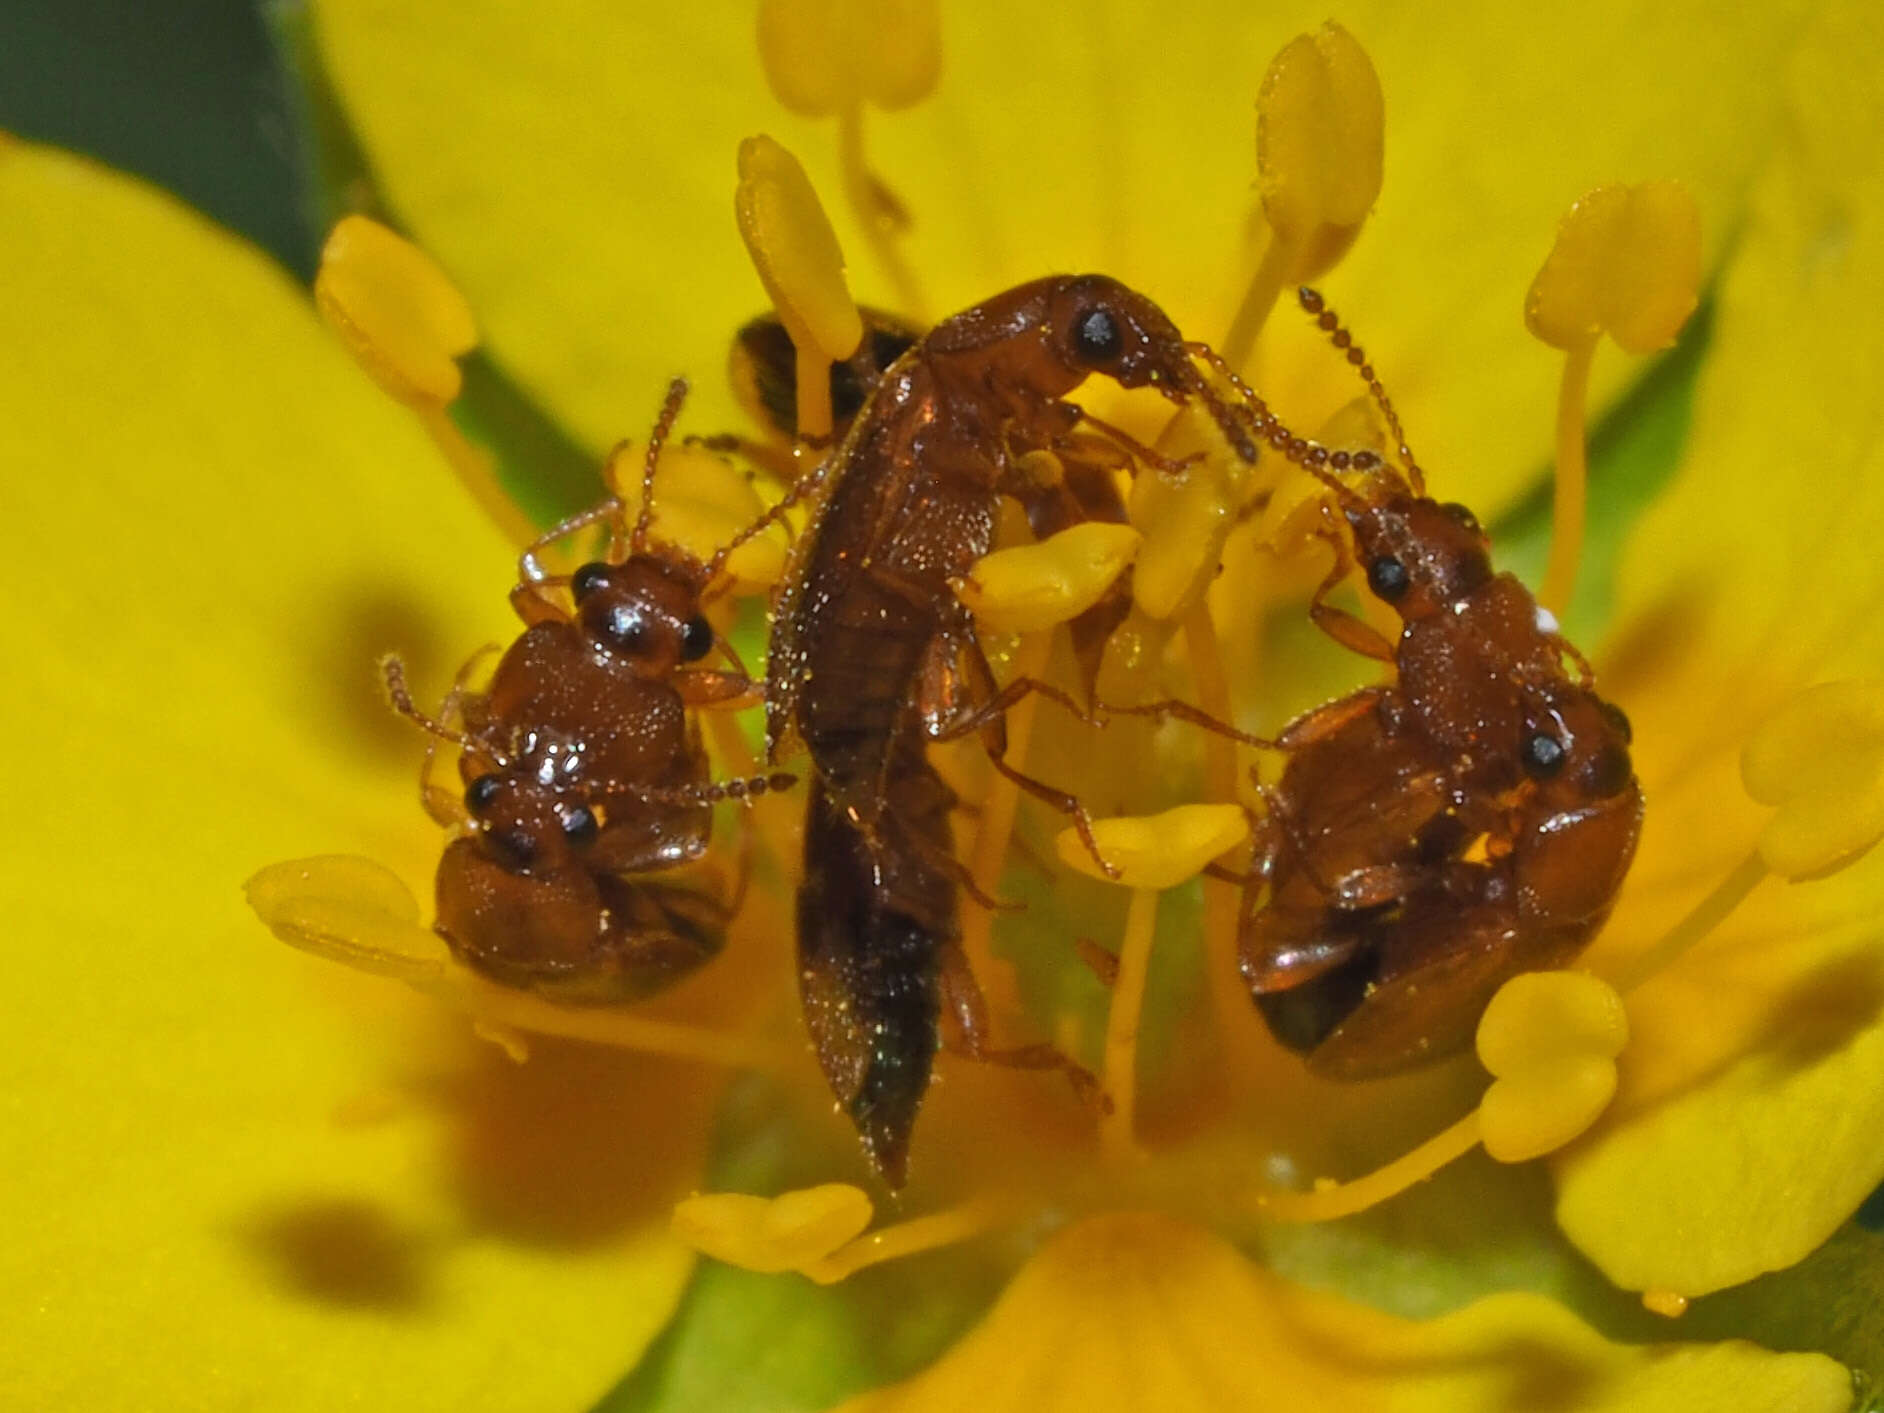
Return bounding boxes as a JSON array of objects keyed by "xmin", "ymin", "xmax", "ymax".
[
  {"xmin": 1221, "ymin": 22, "xmax": 1382, "ymax": 368},
  {"xmin": 1540, "ymin": 336, "xmax": 1597, "ymax": 620},
  {"xmin": 671, "ymin": 1184, "xmax": 874, "ymax": 1275},
  {"xmin": 1257, "ymin": 972, "xmax": 1630, "ymax": 1220},
  {"xmin": 953, "ymin": 526, "xmax": 1141, "ymax": 1005},
  {"xmin": 315, "ymin": 216, "xmax": 535, "ymax": 547},
  {"xmin": 956, "ymin": 629, "xmax": 1050, "ymax": 1015},
  {"xmin": 1101, "ymin": 887, "xmax": 1160, "ymax": 1162},
  {"xmin": 755, "ymin": 0, "xmax": 937, "ymax": 319},
  {"xmin": 1255, "ymin": 1113, "xmax": 1483, "ymax": 1222},
  {"xmin": 1474, "ymin": 971, "xmax": 1629, "ymax": 1164},
  {"xmin": 245, "ymin": 855, "xmax": 793, "ymax": 1069},
  {"xmin": 950, "ymin": 522, "xmax": 1143, "ymax": 634},
  {"xmin": 1180, "ymin": 601, "xmax": 1254, "ymax": 1044},
  {"xmin": 1740, "ymin": 679, "xmax": 1884, "ymax": 881},
  {"xmin": 803, "ymin": 1195, "xmax": 1013, "ymax": 1284},
  {"xmin": 735, "ymin": 135, "xmax": 865, "ymax": 442},
  {"xmin": 1611, "ymin": 681, "xmax": 1884, "ymax": 989},
  {"xmin": 1526, "ymin": 181, "xmax": 1701, "ymax": 614},
  {"xmin": 315, "ymin": 215, "xmax": 476, "ymax": 404},
  {"xmin": 1132, "ymin": 400, "xmax": 1269, "ymax": 620},
  {"xmin": 1612, "ymin": 851, "xmax": 1770, "ymax": 994},
  {"xmin": 1055, "ymin": 805, "xmax": 1251, "ymax": 1158}
]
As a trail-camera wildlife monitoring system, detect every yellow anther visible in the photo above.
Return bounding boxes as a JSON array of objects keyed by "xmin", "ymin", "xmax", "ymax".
[
  {"xmin": 605, "ymin": 439, "xmax": 788, "ymax": 592},
  {"xmin": 1525, "ymin": 181, "xmax": 1702, "ymax": 354},
  {"xmin": 1255, "ymin": 22, "xmax": 1383, "ymax": 282},
  {"xmin": 1221, "ymin": 23, "xmax": 1382, "ymax": 368},
  {"xmin": 736, "ymin": 135, "xmax": 862, "ymax": 362},
  {"xmin": 314, "ymin": 215, "xmax": 477, "ymax": 406},
  {"xmin": 1475, "ymin": 971, "xmax": 1628, "ymax": 1164},
  {"xmin": 245, "ymin": 854, "xmax": 445, "ymax": 984},
  {"xmin": 1476, "ymin": 970, "xmax": 1629, "ymax": 1073},
  {"xmin": 756, "ymin": 0, "xmax": 941, "ymax": 116},
  {"xmin": 1741, "ymin": 680, "xmax": 1884, "ymax": 880},
  {"xmin": 952, "ymin": 523, "xmax": 1142, "ymax": 634},
  {"xmin": 1478, "ymin": 1055, "xmax": 1618, "ymax": 1164},
  {"xmin": 1053, "ymin": 805, "xmax": 1246, "ymax": 1159},
  {"xmin": 1055, "ymin": 804, "xmax": 1249, "ymax": 891},
  {"xmin": 671, "ymin": 1184, "xmax": 874, "ymax": 1275},
  {"xmin": 1131, "ymin": 412, "xmax": 1262, "ymax": 620},
  {"xmin": 1255, "ymin": 396, "xmax": 1385, "ymax": 553},
  {"xmin": 247, "ymin": 855, "xmax": 792, "ymax": 1069},
  {"xmin": 736, "ymin": 136, "xmax": 863, "ymax": 441}
]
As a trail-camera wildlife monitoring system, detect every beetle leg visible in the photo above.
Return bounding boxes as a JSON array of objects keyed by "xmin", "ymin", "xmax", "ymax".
[
  {"xmin": 1069, "ymin": 406, "xmax": 1198, "ymax": 475},
  {"xmin": 1328, "ymin": 861, "xmax": 1432, "ymax": 911},
  {"xmin": 936, "ymin": 941, "xmax": 1106, "ymax": 1110},
  {"xmin": 1100, "ymin": 695, "xmax": 1281, "ymax": 749},
  {"xmin": 1305, "ymin": 503, "xmax": 1397, "ymax": 662},
  {"xmin": 1275, "ymin": 686, "xmax": 1390, "ymax": 750},
  {"xmin": 920, "ymin": 633, "xmax": 1117, "ymax": 878},
  {"xmin": 672, "ymin": 667, "xmax": 764, "ymax": 710}
]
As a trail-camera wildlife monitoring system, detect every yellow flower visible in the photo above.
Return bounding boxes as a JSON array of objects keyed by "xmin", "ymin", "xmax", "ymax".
[{"xmin": 8, "ymin": 0, "xmax": 1882, "ymax": 1408}]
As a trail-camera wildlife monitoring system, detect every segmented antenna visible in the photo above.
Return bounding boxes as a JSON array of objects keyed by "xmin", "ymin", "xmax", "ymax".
[
  {"xmin": 1296, "ymin": 287, "xmax": 1424, "ymax": 494},
  {"xmin": 382, "ymin": 655, "xmax": 509, "ymax": 768},
  {"xmin": 585, "ymin": 771, "xmax": 798, "ymax": 806},
  {"xmin": 1182, "ymin": 339, "xmax": 1389, "ymax": 510},
  {"xmin": 701, "ymin": 448, "xmax": 829, "ymax": 585},
  {"xmin": 628, "ymin": 377, "xmax": 692, "ymax": 555}
]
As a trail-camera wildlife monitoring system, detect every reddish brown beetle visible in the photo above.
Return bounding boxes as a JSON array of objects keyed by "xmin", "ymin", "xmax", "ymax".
[
  {"xmin": 1188, "ymin": 291, "xmax": 1643, "ymax": 1076},
  {"xmin": 385, "ymin": 380, "xmax": 792, "ymax": 1002}
]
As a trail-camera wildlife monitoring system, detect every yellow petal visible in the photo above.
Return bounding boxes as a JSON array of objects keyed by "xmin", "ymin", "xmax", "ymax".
[
  {"xmin": 314, "ymin": 1, "xmax": 1808, "ymax": 514},
  {"xmin": 1054, "ymin": 804, "xmax": 1248, "ymax": 890},
  {"xmin": 834, "ymin": 1212, "xmax": 1849, "ymax": 1413},
  {"xmin": 1563, "ymin": 1, "xmax": 1884, "ymax": 1297},
  {"xmin": 0, "ymin": 143, "xmax": 706, "ymax": 1407},
  {"xmin": 952, "ymin": 522, "xmax": 1141, "ymax": 634}
]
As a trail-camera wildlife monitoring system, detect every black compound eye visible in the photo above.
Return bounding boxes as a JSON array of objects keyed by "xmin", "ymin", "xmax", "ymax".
[
  {"xmin": 1072, "ymin": 306, "xmax": 1122, "ymax": 363},
  {"xmin": 679, "ymin": 614, "xmax": 714, "ymax": 662},
  {"xmin": 1366, "ymin": 554, "xmax": 1410, "ymax": 600},
  {"xmin": 596, "ymin": 602, "xmax": 648, "ymax": 654},
  {"xmin": 485, "ymin": 826, "xmax": 539, "ymax": 871},
  {"xmin": 570, "ymin": 562, "xmax": 611, "ymax": 601},
  {"xmin": 560, "ymin": 804, "xmax": 599, "ymax": 848},
  {"xmin": 1440, "ymin": 501, "xmax": 1482, "ymax": 535},
  {"xmin": 1601, "ymin": 700, "xmax": 1634, "ymax": 745},
  {"xmin": 465, "ymin": 773, "xmax": 502, "ymax": 814},
  {"xmin": 1522, "ymin": 731, "xmax": 1567, "ymax": 779}
]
